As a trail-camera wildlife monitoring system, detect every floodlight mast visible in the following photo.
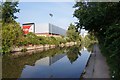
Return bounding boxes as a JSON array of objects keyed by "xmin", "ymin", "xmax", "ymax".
[{"xmin": 49, "ymin": 13, "xmax": 53, "ymax": 36}]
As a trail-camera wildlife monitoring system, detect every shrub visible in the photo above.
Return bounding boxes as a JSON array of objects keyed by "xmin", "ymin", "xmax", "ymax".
[{"xmin": 2, "ymin": 22, "xmax": 23, "ymax": 53}]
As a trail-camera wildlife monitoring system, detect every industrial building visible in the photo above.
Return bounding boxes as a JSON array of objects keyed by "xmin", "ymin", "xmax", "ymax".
[
  {"xmin": 22, "ymin": 23, "xmax": 66, "ymax": 37},
  {"xmin": 22, "ymin": 23, "xmax": 35, "ymax": 35}
]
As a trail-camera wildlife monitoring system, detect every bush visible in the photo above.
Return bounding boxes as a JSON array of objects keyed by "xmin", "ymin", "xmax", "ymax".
[
  {"xmin": 102, "ymin": 24, "xmax": 120, "ymax": 79},
  {"xmin": 50, "ymin": 37, "xmax": 59, "ymax": 45},
  {"xmin": 2, "ymin": 22, "xmax": 23, "ymax": 53}
]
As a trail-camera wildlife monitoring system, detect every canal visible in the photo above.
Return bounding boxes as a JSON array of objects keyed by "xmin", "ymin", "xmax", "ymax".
[{"xmin": 2, "ymin": 45, "xmax": 93, "ymax": 79}]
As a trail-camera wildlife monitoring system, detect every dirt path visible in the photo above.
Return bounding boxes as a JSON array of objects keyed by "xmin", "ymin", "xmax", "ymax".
[{"xmin": 83, "ymin": 44, "xmax": 110, "ymax": 78}]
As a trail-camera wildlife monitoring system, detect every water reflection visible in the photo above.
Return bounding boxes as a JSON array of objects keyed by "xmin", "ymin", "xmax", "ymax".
[
  {"xmin": 2, "ymin": 47, "xmax": 65, "ymax": 78},
  {"xmin": 3, "ymin": 45, "xmax": 92, "ymax": 78},
  {"xmin": 66, "ymin": 46, "xmax": 81, "ymax": 64}
]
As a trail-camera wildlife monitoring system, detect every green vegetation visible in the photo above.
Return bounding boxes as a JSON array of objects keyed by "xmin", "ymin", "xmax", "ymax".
[
  {"xmin": 1, "ymin": 1, "xmax": 22, "ymax": 54},
  {"xmin": 0, "ymin": 3, "xmax": 2, "ymax": 54},
  {"xmin": 66, "ymin": 45, "xmax": 82, "ymax": 64},
  {"xmin": 17, "ymin": 32, "xmax": 67, "ymax": 46},
  {"xmin": 2, "ymin": 1, "xmax": 20, "ymax": 23},
  {"xmin": 2, "ymin": 28, "xmax": 68, "ymax": 54},
  {"xmin": 66, "ymin": 23, "xmax": 81, "ymax": 42},
  {"xmin": 74, "ymin": 2, "xmax": 120, "ymax": 79},
  {"xmin": 2, "ymin": 22, "xmax": 23, "ymax": 53},
  {"xmin": 0, "ymin": 3, "xmax": 2, "ymax": 21},
  {"xmin": 83, "ymin": 33, "xmax": 98, "ymax": 48}
]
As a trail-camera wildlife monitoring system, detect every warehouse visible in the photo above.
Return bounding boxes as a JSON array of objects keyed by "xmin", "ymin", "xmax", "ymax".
[{"xmin": 22, "ymin": 23, "xmax": 66, "ymax": 37}]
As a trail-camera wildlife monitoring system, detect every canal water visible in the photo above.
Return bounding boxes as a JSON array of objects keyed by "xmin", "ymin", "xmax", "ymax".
[{"xmin": 3, "ymin": 45, "xmax": 93, "ymax": 79}]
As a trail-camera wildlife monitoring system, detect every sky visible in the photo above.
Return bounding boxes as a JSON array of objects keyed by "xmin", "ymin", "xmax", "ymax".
[
  {"xmin": 19, "ymin": 0, "xmax": 75, "ymax": 2},
  {"xmin": 16, "ymin": 2, "xmax": 78, "ymax": 30}
]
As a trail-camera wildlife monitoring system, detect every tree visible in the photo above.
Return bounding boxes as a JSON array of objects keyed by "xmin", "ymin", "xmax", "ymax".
[
  {"xmin": 0, "ymin": 3, "xmax": 2, "ymax": 21},
  {"xmin": 2, "ymin": 1, "xmax": 20, "ymax": 23},
  {"xmin": 74, "ymin": 2, "xmax": 120, "ymax": 36},
  {"xmin": 73, "ymin": 2, "xmax": 120, "ymax": 79},
  {"xmin": 1, "ymin": 1, "xmax": 23, "ymax": 53},
  {"xmin": 66, "ymin": 23, "xmax": 80, "ymax": 41}
]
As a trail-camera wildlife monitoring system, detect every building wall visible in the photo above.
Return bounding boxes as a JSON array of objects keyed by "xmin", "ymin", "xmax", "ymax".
[
  {"xmin": 29, "ymin": 25, "xmax": 34, "ymax": 32},
  {"xmin": 22, "ymin": 23, "xmax": 66, "ymax": 36},
  {"xmin": 35, "ymin": 24, "xmax": 49, "ymax": 33},
  {"xmin": 49, "ymin": 23, "xmax": 66, "ymax": 36},
  {"xmin": 36, "ymin": 33, "xmax": 50, "ymax": 37},
  {"xmin": 22, "ymin": 23, "xmax": 35, "ymax": 35}
]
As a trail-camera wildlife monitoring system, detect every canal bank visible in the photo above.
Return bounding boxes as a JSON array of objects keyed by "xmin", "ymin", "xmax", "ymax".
[
  {"xmin": 82, "ymin": 44, "xmax": 110, "ymax": 78},
  {"xmin": 12, "ymin": 42, "xmax": 78, "ymax": 52},
  {"xmin": 11, "ymin": 42, "xmax": 79, "ymax": 57}
]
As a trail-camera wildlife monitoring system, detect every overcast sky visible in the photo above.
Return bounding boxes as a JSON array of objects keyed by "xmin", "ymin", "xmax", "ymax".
[{"xmin": 16, "ymin": 2, "xmax": 78, "ymax": 30}]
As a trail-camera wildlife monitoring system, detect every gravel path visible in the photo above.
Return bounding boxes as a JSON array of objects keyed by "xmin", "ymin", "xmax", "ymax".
[{"xmin": 83, "ymin": 44, "xmax": 110, "ymax": 78}]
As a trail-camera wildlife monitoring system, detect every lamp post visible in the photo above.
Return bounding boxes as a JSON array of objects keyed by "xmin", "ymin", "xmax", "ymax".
[{"xmin": 49, "ymin": 13, "xmax": 53, "ymax": 36}]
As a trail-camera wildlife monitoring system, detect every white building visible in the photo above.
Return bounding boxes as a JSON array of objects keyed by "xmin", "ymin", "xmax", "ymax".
[
  {"xmin": 22, "ymin": 23, "xmax": 66, "ymax": 37},
  {"xmin": 35, "ymin": 23, "xmax": 66, "ymax": 37}
]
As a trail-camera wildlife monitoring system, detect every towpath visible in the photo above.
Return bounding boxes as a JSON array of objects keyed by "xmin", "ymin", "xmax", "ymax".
[{"xmin": 83, "ymin": 44, "xmax": 110, "ymax": 78}]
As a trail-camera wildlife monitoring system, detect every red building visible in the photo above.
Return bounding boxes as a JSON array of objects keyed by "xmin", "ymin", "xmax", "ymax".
[{"xmin": 22, "ymin": 23, "xmax": 35, "ymax": 35}]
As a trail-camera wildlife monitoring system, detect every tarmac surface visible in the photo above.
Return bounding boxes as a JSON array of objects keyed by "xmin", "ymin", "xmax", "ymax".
[{"xmin": 83, "ymin": 44, "xmax": 110, "ymax": 78}]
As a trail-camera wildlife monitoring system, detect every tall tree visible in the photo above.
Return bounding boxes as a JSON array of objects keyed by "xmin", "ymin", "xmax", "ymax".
[
  {"xmin": 0, "ymin": 2, "xmax": 2, "ymax": 22},
  {"xmin": 73, "ymin": 2, "xmax": 120, "ymax": 79},
  {"xmin": 1, "ymin": 1, "xmax": 23, "ymax": 54},
  {"xmin": 66, "ymin": 23, "xmax": 80, "ymax": 41},
  {"xmin": 2, "ymin": 1, "xmax": 20, "ymax": 23}
]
